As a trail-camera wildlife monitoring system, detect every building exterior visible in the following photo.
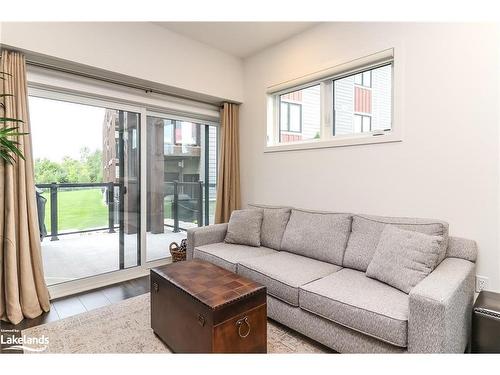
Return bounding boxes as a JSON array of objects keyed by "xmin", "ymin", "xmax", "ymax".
[
  {"xmin": 102, "ymin": 109, "xmax": 119, "ymax": 183},
  {"xmin": 146, "ymin": 116, "xmax": 218, "ymax": 233},
  {"xmin": 102, "ymin": 109, "xmax": 140, "ymax": 234},
  {"xmin": 279, "ymin": 85, "xmax": 321, "ymax": 143},
  {"xmin": 334, "ymin": 64, "xmax": 392, "ymax": 135}
]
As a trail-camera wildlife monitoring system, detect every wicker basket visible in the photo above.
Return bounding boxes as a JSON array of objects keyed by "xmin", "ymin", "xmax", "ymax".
[{"xmin": 169, "ymin": 240, "xmax": 187, "ymax": 262}]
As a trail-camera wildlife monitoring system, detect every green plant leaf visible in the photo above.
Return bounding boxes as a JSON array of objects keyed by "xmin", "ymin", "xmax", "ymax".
[
  {"xmin": 0, "ymin": 117, "xmax": 24, "ymax": 123},
  {"xmin": 0, "ymin": 152, "xmax": 15, "ymax": 164},
  {"xmin": 0, "ymin": 123, "xmax": 27, "ymax": 164},
  {"xmin": 0, "ymin": 126, "xmax": 28, "ymax": 137},
  {"xmin": 0, "ymin": 138, "xmax": 25, "ymax": 162},
  {"xmin": 0, "ymin": 132, "xmax": 28, "ymax": 137}
]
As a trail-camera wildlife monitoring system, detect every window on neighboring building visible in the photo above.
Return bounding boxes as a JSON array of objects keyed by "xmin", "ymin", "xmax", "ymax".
[
  {"xmin": 174, "ymin": 120, "xmax": 200, "ymax": 146},
  {"xmin": 354, "ymin": 70, "xmax": 372, "ymax": 87},
  {"xmin": 354, "ymin": 114, "xmax": 371, "ymax": 133},
  {"xmin": 280, "ymin": 102, "xmax": 302, "ymax": 133},
  {"xmin": 278, "ymin": 85, "xmax": 320, "ymax": 144}
]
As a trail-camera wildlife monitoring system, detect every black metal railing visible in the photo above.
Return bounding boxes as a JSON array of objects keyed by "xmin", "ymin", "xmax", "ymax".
[
  {"xmin": 36, "ymin": 180, "xmax": 217, "ymax": 240},
  {"xmin": 164, "ymin": 181, "xmax": 216, "ymax": 232},
  {"xmin": 36, "ymin": 182, "xmax": 120, "ymax": 241}
]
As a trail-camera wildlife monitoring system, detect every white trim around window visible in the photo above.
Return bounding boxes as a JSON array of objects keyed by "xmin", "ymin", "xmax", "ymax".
[
  {"xmin": 265, "ymin": 48, "xmax": 404, "ymax": 152},
  {"xmin": 27, "ymin": 65, "xmax": 221, "ymax": 122}
]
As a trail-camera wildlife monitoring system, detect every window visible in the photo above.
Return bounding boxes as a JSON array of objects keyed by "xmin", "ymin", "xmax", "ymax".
[
  {"xmin": 354, "ymin": 70, "xmax": 372, "ymax": 87},
  {"xmin": 27, "ymin": 67, "xmax": 221, "ymax": 295},
  {"xmin": 29, "ymin": 95, "xmax": 141, "ymax": 285},
  {"xmin": 174, "ymin": 121, "xmax": 200, "ymax": 146},
  {"xmin": 334, "ymin": 64, "xmax": 391, "ymax": 137},
  {"xmin": 354, "ymin": 114, "xmax": 371, "ymax": 133},
  {"xmin": 267, "ymin": 51, "xmax": 395, "ymax": 150},
  {"xmin": 146, "ymin": 115, "xmax": 218, "ymax": 262},
  {"xmin": 280, "ymin": 102, "xmax": 302, "ymax": 133},
  {"xmin": 278, "ymin": 85, "xmax": 320, "ymax": 143}
]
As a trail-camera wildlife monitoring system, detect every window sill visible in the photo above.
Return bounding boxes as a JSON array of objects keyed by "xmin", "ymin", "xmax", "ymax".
[{"xmin": 264, "ymin": 132, "xmax": 402, "ymax": 153}]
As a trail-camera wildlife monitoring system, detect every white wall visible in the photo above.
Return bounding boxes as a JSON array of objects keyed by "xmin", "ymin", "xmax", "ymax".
[
  {"xmin": 240, "ymin": 23, "xmax": 500, "ymax": 291},
  {"xmin": 0, "ymin": 22, "xmax": 244, "ymax": 102}
]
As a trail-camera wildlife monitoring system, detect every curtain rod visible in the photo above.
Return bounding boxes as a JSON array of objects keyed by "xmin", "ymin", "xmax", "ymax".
[{"xmin": 26, "ymin": 60, "xmax": 225, "ymax": 108}]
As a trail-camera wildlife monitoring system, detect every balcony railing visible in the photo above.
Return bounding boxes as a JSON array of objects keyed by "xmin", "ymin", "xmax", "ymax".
[
  {"xmin": 36, "ymin": 181, "xmax": 216, "ymax": 241},
  {"xmin": 36, "ymin": 182, "xmax": 119, "ymax": 241}
]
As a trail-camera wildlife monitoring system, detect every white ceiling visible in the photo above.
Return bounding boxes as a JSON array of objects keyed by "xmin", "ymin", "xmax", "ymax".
[{"xmin": 154, "ymin": 22, "xmax": 319, "ymax": 58}]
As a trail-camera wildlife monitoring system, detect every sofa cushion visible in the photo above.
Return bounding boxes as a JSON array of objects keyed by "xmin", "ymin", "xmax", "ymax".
[
  {"xmin": 300, "ymin": 268, "xmax": 409, "ymax": 347},
  {"xmin": 249, "ymin": 204, "xmax": 291, "ymax": 250},
  {"xmin": 366, "ymin": 225, "xmax": 443, "ymax": 293},
  {"xmin": 194, "ymin": 242, "xmax": 277, "ymax": 272},
  {"xmin": 238, "ymin": 252, "xmax": 340, "ymax": 306},
  {"xmin": 280, "ymin": 209, "xmax": 352, "ymax": 265},
  {"xmin": 224, "ymin": 209, "xmax": 263, "ymax": 247},
  {"xmin": 343, "ymin": 214, "xmax": 449, "ymax": 272}
]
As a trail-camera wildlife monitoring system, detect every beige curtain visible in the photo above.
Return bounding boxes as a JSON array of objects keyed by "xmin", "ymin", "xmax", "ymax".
[
  {"xmin": 1, "ymin": 50, "xmax": 50, "ymax": 325},
  {"xmin": 214, "ymin": 103, "xmax": 241, "ymax": 223}
]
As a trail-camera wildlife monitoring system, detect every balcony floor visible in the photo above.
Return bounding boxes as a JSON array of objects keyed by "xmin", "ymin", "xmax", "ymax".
[{"xmin": 41, "ymin": 229, "xmax": 186, "ymax": 286}]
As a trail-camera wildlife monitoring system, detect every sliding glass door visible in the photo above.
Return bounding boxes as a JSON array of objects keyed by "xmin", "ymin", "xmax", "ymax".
[
  {"xmin": 146, "ymin": 114, "xmax": 218, "ymax": 262},
  {"xmin": 29, "ymin": 96, "xmax": 141, "ymax": 285},
  {"xmin": 27, "ymin": 85, "xmax": 219, "ymax": 294}
]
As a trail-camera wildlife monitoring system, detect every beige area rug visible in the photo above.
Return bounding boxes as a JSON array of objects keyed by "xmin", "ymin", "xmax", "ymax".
[{"xmin": 22, "ymin": 294, "xmax": 328, "ymax": 354}]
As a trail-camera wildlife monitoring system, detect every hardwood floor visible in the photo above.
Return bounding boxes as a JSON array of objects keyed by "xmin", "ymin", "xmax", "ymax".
[{"xmin": 0, "ymin": 276, "xmax": 150, "ymax": 354}]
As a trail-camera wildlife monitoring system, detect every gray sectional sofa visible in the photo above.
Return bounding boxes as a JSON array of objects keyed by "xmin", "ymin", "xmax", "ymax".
[{"xmin": 186, "ymin": 205, "xmax": 478, "ymax": 353}]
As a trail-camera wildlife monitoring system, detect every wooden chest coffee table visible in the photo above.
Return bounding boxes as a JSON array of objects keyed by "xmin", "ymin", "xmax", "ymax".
[{"xmin": 151, "ymin": 259, "xmax": 267, "ymax": 353}]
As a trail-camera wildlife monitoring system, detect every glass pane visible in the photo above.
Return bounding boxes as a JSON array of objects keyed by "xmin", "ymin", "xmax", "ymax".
[
  {"xmin": 164, "ymin": 120, "xmax": 174, "ymax": 144},
  {"xmin": 362, "ymin": 116, "xmax": 371, "ymax": 132},
  {"xmin": 207, "ymin": 126, "xmax": 218, "ymax": 225},
  {"xmin": 279, "ymin": 85, "xmax": 320, "ymax": 143},
  {"xmin": 334, "ymin": 64, "xmax": 392, "ymax": 136},
  {"xmin": 362, "ymin": 71, "xmax": 372, "ymax": 87},
  {"xmin": 146, "ymin": 116, "xmax": 217, "ymax": 262},
  {"xmin": 354, "ymin": 115, "xmax": 362, "ymax": 133},
  {"xmin": 279, "ymin": 102, "xmax": 288, "ymax": 131},
  {"xmin": 30, "ymin": 96, "xmax": 140, "ymax": 286},
  {"xmin": 289, "ymin": 104, "xmax": 301, "ymax": 132}
]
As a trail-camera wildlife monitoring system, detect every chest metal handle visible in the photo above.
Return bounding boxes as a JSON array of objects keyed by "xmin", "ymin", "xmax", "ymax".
[
  {"xmin": 236, "ymin": 316, "xmax": 251, "ymax": 338},
  {"xmin": 198, "ymin": 314, "xmax": 206, "ymax": 327},
  {"xmin": 152, "ymin": 282, "xmax": 159, "ymax": 293}
]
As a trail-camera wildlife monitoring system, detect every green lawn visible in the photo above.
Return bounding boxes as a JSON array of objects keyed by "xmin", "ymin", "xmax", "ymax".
[
  {"xmin": 42, "ymin": 188, "xmax": 108, "ymax": 232},
  {"xmin": 164, "ymin": 200, "xmax": 172, "ymax": 218}
]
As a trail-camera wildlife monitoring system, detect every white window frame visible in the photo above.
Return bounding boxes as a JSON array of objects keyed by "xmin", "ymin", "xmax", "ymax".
[
  {"xmin": 265, "ymin": 48, "xmax": 403, "ymax": 152},
  {"xmin": 27, "ymin": 67, "xmax": 220, "ymax": 299}
]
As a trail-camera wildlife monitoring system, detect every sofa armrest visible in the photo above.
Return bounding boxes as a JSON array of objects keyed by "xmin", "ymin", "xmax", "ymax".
[
  {"xmin": 186, "ymin": 224, "xmax": 228, "ymax": 260},
  {"xmin": 408, "ymin": 258, "xmax": 475, "ymax": 353}
]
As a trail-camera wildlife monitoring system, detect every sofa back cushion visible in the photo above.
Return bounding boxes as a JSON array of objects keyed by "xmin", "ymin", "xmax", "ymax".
[
  {"xmin": 224, "ymin": 209, "xmax": 263, "ymax": 247},
  {"xmin": 366, "ymin": 225, "xmax": 444, "ymax": 293},
  {"xmin": 343, "ymin": 214, "xmax": 449, "ymax": 271},
  {"xmin": 280, "ymin": 209, "xmax": 352, "ymax": 265},
  {"xmin": 248, "ymin": 205, "xmax": 291, "ymax": 250}
]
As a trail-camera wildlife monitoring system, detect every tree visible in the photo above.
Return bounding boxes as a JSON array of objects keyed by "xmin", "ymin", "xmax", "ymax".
[
  {"xmin": 85, "ymin": 149, "xmax": 103, "ymax": 183},
  {"xmin": 62, "ymin": 156, "xmax": 87, "ymax": 183},
  {"xmin": 34, "ymin": 158, "xmax": 68, "ymax": 183},
  {"xmin": 34, "ymin": 148, "xmax": 103, "ymax": 184}
]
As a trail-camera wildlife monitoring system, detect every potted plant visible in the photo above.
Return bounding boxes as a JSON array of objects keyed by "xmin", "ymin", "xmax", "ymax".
[{"xmin": 0, "ymin": 71, "xmax": 26, "ymax": 164}]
